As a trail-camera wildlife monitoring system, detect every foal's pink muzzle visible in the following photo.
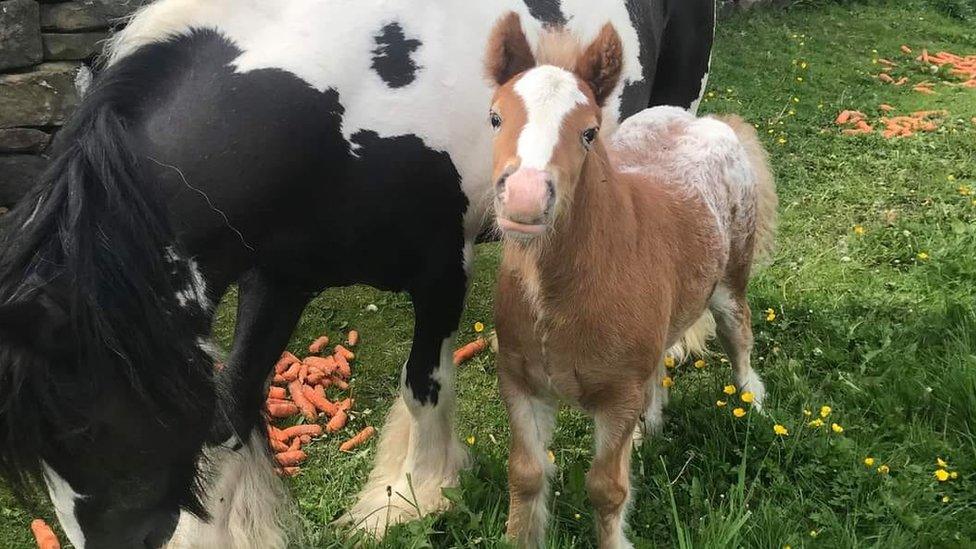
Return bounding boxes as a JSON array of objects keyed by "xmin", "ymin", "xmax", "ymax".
[{"xmin": 495, "ymin": 168, "xmax": 553, "ymax": 237}]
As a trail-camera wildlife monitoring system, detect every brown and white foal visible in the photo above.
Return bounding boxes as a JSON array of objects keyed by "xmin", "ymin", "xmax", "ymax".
[{"xmin": 484, "ymin": 14, "xmax": 777, "ymax": 548}]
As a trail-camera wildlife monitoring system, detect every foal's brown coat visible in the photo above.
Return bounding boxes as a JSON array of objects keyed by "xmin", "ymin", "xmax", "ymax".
[{"xmin": 485, "ymin": 13, "xmax": 777, "ymax": 549}]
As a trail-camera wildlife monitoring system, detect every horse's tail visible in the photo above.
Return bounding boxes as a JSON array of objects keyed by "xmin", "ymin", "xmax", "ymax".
[{"xmin": 717, "ymin": 114, "xmax": 779, "ymax": 269}]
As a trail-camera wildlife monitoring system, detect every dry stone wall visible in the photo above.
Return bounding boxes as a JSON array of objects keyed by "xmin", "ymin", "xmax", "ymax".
[{"xmin": 0, "ymin": 0, "xmax": 145, "ymax": 209}]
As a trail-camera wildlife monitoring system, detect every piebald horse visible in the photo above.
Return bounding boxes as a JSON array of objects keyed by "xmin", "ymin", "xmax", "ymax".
[
  {"xmin": 484, "ymin": 16, "xmax": 777, "ymax": 548},
  {"xmin": 0, "ymin": 0, "xmax": 715, "ymax": 546}
]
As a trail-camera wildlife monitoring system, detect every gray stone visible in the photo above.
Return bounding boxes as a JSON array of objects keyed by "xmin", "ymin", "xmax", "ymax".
[
  {"xmin": 0, "ymin": 128, "xmax": 50, "ymax": 153},
  {"xmin": 0, "ymin": 154, "xmax": 44, "ymax": 207},
  {"xmin": 0, "ymin": 0, "xmax": 43, "ymax": 70},
  {"xmin": 0, "ymin": 62, "xmax": 81, "ymax": 128},
  {"xmin": 40, "ymin": 1, "xmax": 107, "ymax": 31},
  {"xmin": 91, "ymin": 0, "xmax": 147, "ymax": 19},
  {"xmin": 42, "ymin": 31, "xmax": 106, "ymax": 60}
]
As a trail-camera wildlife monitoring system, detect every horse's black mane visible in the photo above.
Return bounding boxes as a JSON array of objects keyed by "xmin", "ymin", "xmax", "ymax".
[{"xmin": 0, "ymin": 47, "xmax": 215, "ymax": 515}]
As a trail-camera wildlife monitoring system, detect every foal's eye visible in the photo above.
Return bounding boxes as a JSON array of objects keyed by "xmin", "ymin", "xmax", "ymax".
[
  {"xmin": 582, "ymin": 127, "xmax": 598, "ymax": 147},
  {"xmin": 489, "ymin": 111, "xmax": 502, "ymax": 130}
]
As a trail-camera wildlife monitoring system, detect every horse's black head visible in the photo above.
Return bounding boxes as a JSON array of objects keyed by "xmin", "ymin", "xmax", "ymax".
[{"xmin": 0, "ymin": 271, "xmax": 216, "ymax": 548}]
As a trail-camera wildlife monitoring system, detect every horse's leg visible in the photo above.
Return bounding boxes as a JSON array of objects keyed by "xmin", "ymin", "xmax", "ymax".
[
  {"xmin": 588, "ymin": 396, "xmax": 643, "ymax": 549},
  {"xmin": 168, "ymin": 269, "xmax": 313, "ymax": 549},
  {"xmin": 637, "ymin": 360, "xmax": 669, "ymax": 440},
  {"xmin": 500, "ymin": 371, "xmax": 557, "ymax": 547},
  {"xmin": 343, "ymin": 252, "xmax": 470, "ymax": 533},
  {"xmin": 709, "ymin": 283, "xmax": 766, "ymax": 409}
]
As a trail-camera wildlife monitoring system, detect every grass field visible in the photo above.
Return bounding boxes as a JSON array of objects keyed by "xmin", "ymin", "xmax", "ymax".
[{"xmin": 2, "ymin": 1, "xmax": 976, "ymax": 547}]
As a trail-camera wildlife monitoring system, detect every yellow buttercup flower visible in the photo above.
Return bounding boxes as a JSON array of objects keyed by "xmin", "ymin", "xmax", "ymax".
[
  {"xmin": 473, "ymin": 322, "xmax": 485, "ymax": 333},
  {"xmin": 765, "ymin": 308, "xmax": 776, "ymax": 322},
  {"xmin": 662, "ymin": 376, "xmax": 674, "ymax": 388},
  {"xmin": 942, "ymin": 495, "xmax": 951, "ymax": 503},
  {"xmin": 694, "ymin": 359, "xmax": 706, "ymax": 369},
  {"xmin": 466, "ymin": 435, "xmax": 476, "ymax": 446},
  {"xmin": 958, "ymin": 185, "xmax": 972, "ymax": 196},
  {"xmin": 917, "ymin": 251, "xmax": 929, "ymax": 261},
  {"xmin": 808, "ymin": 419, "xmax": 824, "ymax": 428},
  {"xmin": 947, "ymin": 174, "xmax": 956, "ymax": 181},
  {"xmin": 935, "ymin": 469, "xmax": 949, "ymax": 482},
  {"xmin": 741, "ymin": 391, "xmax": 755, "ymax": 404},
  {"xmin": 716, "ymin": 400, "xmax": 727, "ymax": 407},
  {"xmin": 820, "ymin": 406, "xmax": 832, "ymax": 418},
  {"xmin": 723, "ymin": 385, "xmax": 737, "ymax": 395},
  {"xmin": 864, "ymin": 457, "xmax": 875, "ymax": 467},
  {"xmin": 877, "ymin": 464, "xmax": 890, "ymax": 475},
  {"xmin": 803, "ymin": 409, "xmax": 812, "ymax": 416},
  {"xmin": 773, "ymin": 424, "xmax": 789, "ymax": 436},
  {"xmin": 831, "ymin": 423, "xmax": 844, "ymax": 434},
  {"xmin": 937, "ymin": 457, "xmax": 948, "ymax": 468},
  {"xmin": 950, "ymin": 471, "xmax": 958, "ymax": 479},
  {"xmin": 574, "ymin": 513, "xmax": 581, "ymax": 520},
  {"xmin": 732, "ymin": 407, "xmax": 746, "ymax": 418},
  {"xmin": 853, "ymin": 225, "xmax": 866, "ymax": 235},
  {"xmin": 664, "ymin": 355, "xmax": 676, "ymax": 369},
  {"xmin": 547, "ymin": 450, "xmax": 556, "ymax": 464}
]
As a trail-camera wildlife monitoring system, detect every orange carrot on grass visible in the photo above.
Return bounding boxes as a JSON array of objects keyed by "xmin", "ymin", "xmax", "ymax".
[
  {"xmin": 900, "ymin": 45, "xmax": 912, "ymax": 54},
  {"xmin": 31, "ymin": 519, "xmax": 60, "ymax": 549},
  {"xmin": 288, "ymin": 381, "xmax": 318, "ymax": 422},
  {"xmin": 330, "ymin": 377, "xmax": 350, "ymax": 390},
  {"xmin": 308, "ymin": 335, "xmax": 330, "ymax": 354},
  {"xmin": 280, "ymin": 361, "xmax": 302, "ymax": 382},
  {"xmin": 300, "ymin": 434, "xmax": 311, "ymax": 445},
  {"xmin": 346, "ymin": 330, "xmax": 359, "ymax": 347},
  {"xmin": 340, "ymin": 426, "xmax": 376, "ymax": 452},
  {"xmin": 453, "ymin": 338, "xmax": 487, "ymax": 365},
  {"xmin": 275, "ymin": 450, "xmax": 306, "ymax": 467},
  {"xmin": 333, "ymin": 352, "xmax": 352, "ymax": 379},
  {"xmin": 304, "ymin": 355, "xmax": 336, "ymax": 376},
  {"xmin": 267, "ymin": 402, "xmax": 300, "ymax": 418},
  {"xmin": 268, "ymin": 386, "xmax": 287, "ymax": 400},
  {"xmin": 287, "ymin": 437, "xmax": 301, "ymax": 452},
  {"xmin": 303, "ymin": 384, "xmax": 339, "ymax": 416},
  {"xmin": 278, "ymin": 423, "xmax": 323, "ymax": 440},
  {"xmin": 275, "ymin": 351, "xmax": 300, "ymax": 374},
  {"xmin": 306, "ymin": 370, "xmax": 325, "ymax": 385},
  {"xmin": 269, "ymin": 437, "xmax": 288, "ymax": 453},
  {"xmin": 276, "ymin": 466, "xmax": 301, "ymax": 477},
  {"xmin": 878, "ymin": 73, "xmax": 894, "ymax": 83},
  {"xmin": 326, "ymin": 410, "xmax": 348, "ymax": 432},
  {"xmin": 334, "ymin": 344, "xmax": 355, "ymax": 361},
  {"xmin": 337, "ymin": 398, "xmax": 354, "ymax": 412}
]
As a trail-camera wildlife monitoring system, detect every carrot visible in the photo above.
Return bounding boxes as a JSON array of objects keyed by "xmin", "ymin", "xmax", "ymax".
[
  {"xmin": 878, "ymin": 73, "xmax": 894, "ymax": 83},
  {"xmin": 280, "ymin": 361, "xmax": 302, "ymax": 382},
  {"xmin": 267, "ymin": 402, "xmax": 300, "ymax": 418},
  {"xmin": 855, "ymin": 120, "xmax": 873, "ymax": 132},
  {"xmin": 913, "ymin": 85, "xmax": 935, "ymax": 95},
  {"xmin": 877, "ymin": 58, "xmax": 896, "ymax": 67},
  {"xmin": 268, "ymin": 386, "xmax": 287, "ymax": 400},
  {"xmin": 306, "ymin": 370, "xmax": 325, "ymax": 385},
  {"xmin": 900, "ymin": 45, "xmax": 912, "ymax": 54},
  {"xmin": 335, "ymin": 344, "xmax": 355, "ymax": 361},
  {"xmin": 453, "ymin": 338, "xmax": 487, "ymax": 365},
  {"xmin": 268, "ymin": 424, "xmax": 285, "ymax": 441},
  {"xmin": 303, "ymin": 385, "xmax": 339, "ymax": 416},
  {"xmin": 337, "ymin": 398, "xmax": 354, "ymax": 412},
  {"xmin": 275, "ymin": 351, "xmax": 300, "ymax": 374},
  {"xmin": 270, "ymin": 437, "xmax": 288, "ymax": 452},
  {"xmin": 287, "ymin": 437, "xmax": 301, "ymax": 452},
  {"xmin": 288, "ymin": 381, "xmax": 318, "ymax": 422},
  {"xmin": 298, "ymin": 363, "xmax": 309, "ymax": 384},
  {"xmin": 835, "ymin": 111, "xmax": 852, "ymax": 125},
  {"xmin": 308, "ymin": 335, "xmax": 330, "ymax": 354},
  {"xmin": 879, "ymin": 104, "xmax": 895, "ymax": 112},
  {"xmin": 346, "ymin": 330, "xmax": 359, "ymax": 347},
  {"xmin": 340, "ymin": 426, "xmax": 377, "ymax": 452},
  {"xmin": 304, "ymin": 356, "xmax": 336, "ymax": 376},
  {"xmin": 276, "ymin": 466, "xmax": 301, "ymax": 477},
  {"xmin": 330, "ymin": 377, "xmax": 350, "ymax": 390},
  {"xmin": 275, "ymin": 450, "xmax": 306, "ymax": 467},
  {"xmin": 30, "ymin": 519, "xmax": 59, "ymax": 549},
  {"xmin": 326, "ymin": 410, "xmax": 348, "ymax": 433},
  {"xmin": 894, "ymin": 77, "xmax": 909, "ymax": 86},
  {"xmin": 266, "ymin": 398, "xmax": 294, "ymax": 407},
  {"xmin": 279, "ymin": 423, "xmax": 323, "ymax": 440},
  {"xmin": 334, "ymin": 352, "xmax": 352, "ymax": 379},
  {"xmin": 300, "ymin": 434, "xmax": 312, "ymax": 445}
]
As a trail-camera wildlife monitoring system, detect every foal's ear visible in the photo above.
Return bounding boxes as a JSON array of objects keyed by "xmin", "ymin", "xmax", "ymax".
[
  {"xmin": 0, "ymin": 296, "xmax": 71, "ymax": 357},
  {"xmin": 575, "ymin": 23, "xmax": 624, "ymax": 107},
  {"xmin": 485, "ymin": 11, "xmax": 536, "ymax": 87}
]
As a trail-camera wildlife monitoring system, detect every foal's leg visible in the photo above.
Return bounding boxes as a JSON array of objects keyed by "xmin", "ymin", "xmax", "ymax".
[
  {"xmin": 499, "ymin": 371, "xmax": 557, "ymax": 547},
  {"xmin": 343, "ymin": 254, "xmax": 470, "ymax": 533},
  {"xmin": 589, "ymin": 396, "xmax": 643, "ymax": 549},
  {"xmin": 709, "ymin": 284, "xmax": 766, "ymax": 409},
  {"xmin": 170, "ymin": 269, "xmax": 313, "ymax": 549},
  {"xmin": 638, "ymin": 361, "xmax": 669, "ymax": 439}
]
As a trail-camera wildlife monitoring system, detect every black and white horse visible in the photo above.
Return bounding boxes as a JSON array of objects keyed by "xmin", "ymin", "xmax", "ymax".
[{"xmin": 0, "ymin": 1, "xmax": 715, "ymax": 546}]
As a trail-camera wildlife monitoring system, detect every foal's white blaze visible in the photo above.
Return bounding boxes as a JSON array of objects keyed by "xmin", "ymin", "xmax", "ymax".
[
  {"xmin": 42, "ymin": 462, "xmax": 86, "ymax": 549},
  {"xmin": 513, "ymin": 66, "xmax": 589, "ymax": 170}
]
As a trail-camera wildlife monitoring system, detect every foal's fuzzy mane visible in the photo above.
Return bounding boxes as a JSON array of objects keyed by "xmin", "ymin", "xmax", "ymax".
[
  {"xmin": 534, "ymin": 27, "xmax": 581, "ymax": 71},
  {"xmin": 0, "ymin": 49, "xmax": 215, "ymax": 515}
]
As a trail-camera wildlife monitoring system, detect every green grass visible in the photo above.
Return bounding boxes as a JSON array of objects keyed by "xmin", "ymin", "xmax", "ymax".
[{"xmin": 3, "ymin": 1, "xmax": 976, "ymax": 546}]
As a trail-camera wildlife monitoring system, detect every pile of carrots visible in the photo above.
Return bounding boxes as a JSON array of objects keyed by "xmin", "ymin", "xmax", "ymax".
[
  {"xmin": 835, "ymin": 108, "xmax": 947, "ymax": 139},
  {"xmin": 917, "ymin": 48, "xmax": 976, "ymax": 88},
  {"xmin": 265, "ymin": 329, "xmax": 375, "ymax": 476}
]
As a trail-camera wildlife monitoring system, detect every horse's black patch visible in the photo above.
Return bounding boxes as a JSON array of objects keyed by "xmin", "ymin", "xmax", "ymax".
[
  {"xmin": 619, "ymin": 0, "xmax": 664, "ymax": 118},
  {"xmin": 371, "ymin": 22, "xmax": 422, "ymax": 88},
  {"xmin": 522, "ymin": 0, "xmax": 567, "ymax": 26}
]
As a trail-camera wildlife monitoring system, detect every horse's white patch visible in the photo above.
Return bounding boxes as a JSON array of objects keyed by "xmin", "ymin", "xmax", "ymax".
[
  {"xmin": 42, "ymin": 462, "xmax": 86, "ymax": 549},
  {"xmin": 165, "ymin": 430, "xmax": 289, "ymax": 549},
  {"xmin": 513, "ymin": 66, "xmax": 589, "ymax": 170},
  {"xmin": 105, "ymin": 0, "xmax": 646, "ymax": 240},
  {"xmin": 507, "ymin": 393, "xmax": 556, "ymax": 543},
  {"xmin": 175, "ymin": 258, "xmax": 209, "ymax": 310}
]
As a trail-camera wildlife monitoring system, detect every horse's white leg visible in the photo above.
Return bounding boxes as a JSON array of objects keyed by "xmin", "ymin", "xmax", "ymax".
[
  {"xmin": 166, "ymin": 428, "xmax": 291, "ymax": 549},
  {"xmin": 710, "ymin": 285, "xmax": 766, "ymax": 409},
  {"xmin": 637, "ymin": 362, "xmax": 669, "ymax": 441}
]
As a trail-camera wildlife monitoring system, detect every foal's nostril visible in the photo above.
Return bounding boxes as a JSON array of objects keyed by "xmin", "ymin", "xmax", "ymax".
[
  {"xmin": 545, "ymin": 179, "xmax": 556, "ymax": 212},
  {"xmin": 496, "ymin": 174, "xmax": 509, "ymax": 194}
]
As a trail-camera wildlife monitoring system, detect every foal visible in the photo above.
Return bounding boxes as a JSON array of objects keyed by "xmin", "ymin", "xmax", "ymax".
[{"xmin": 484, "ymin": 16, "xmax": 777, "ymax": 548}]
